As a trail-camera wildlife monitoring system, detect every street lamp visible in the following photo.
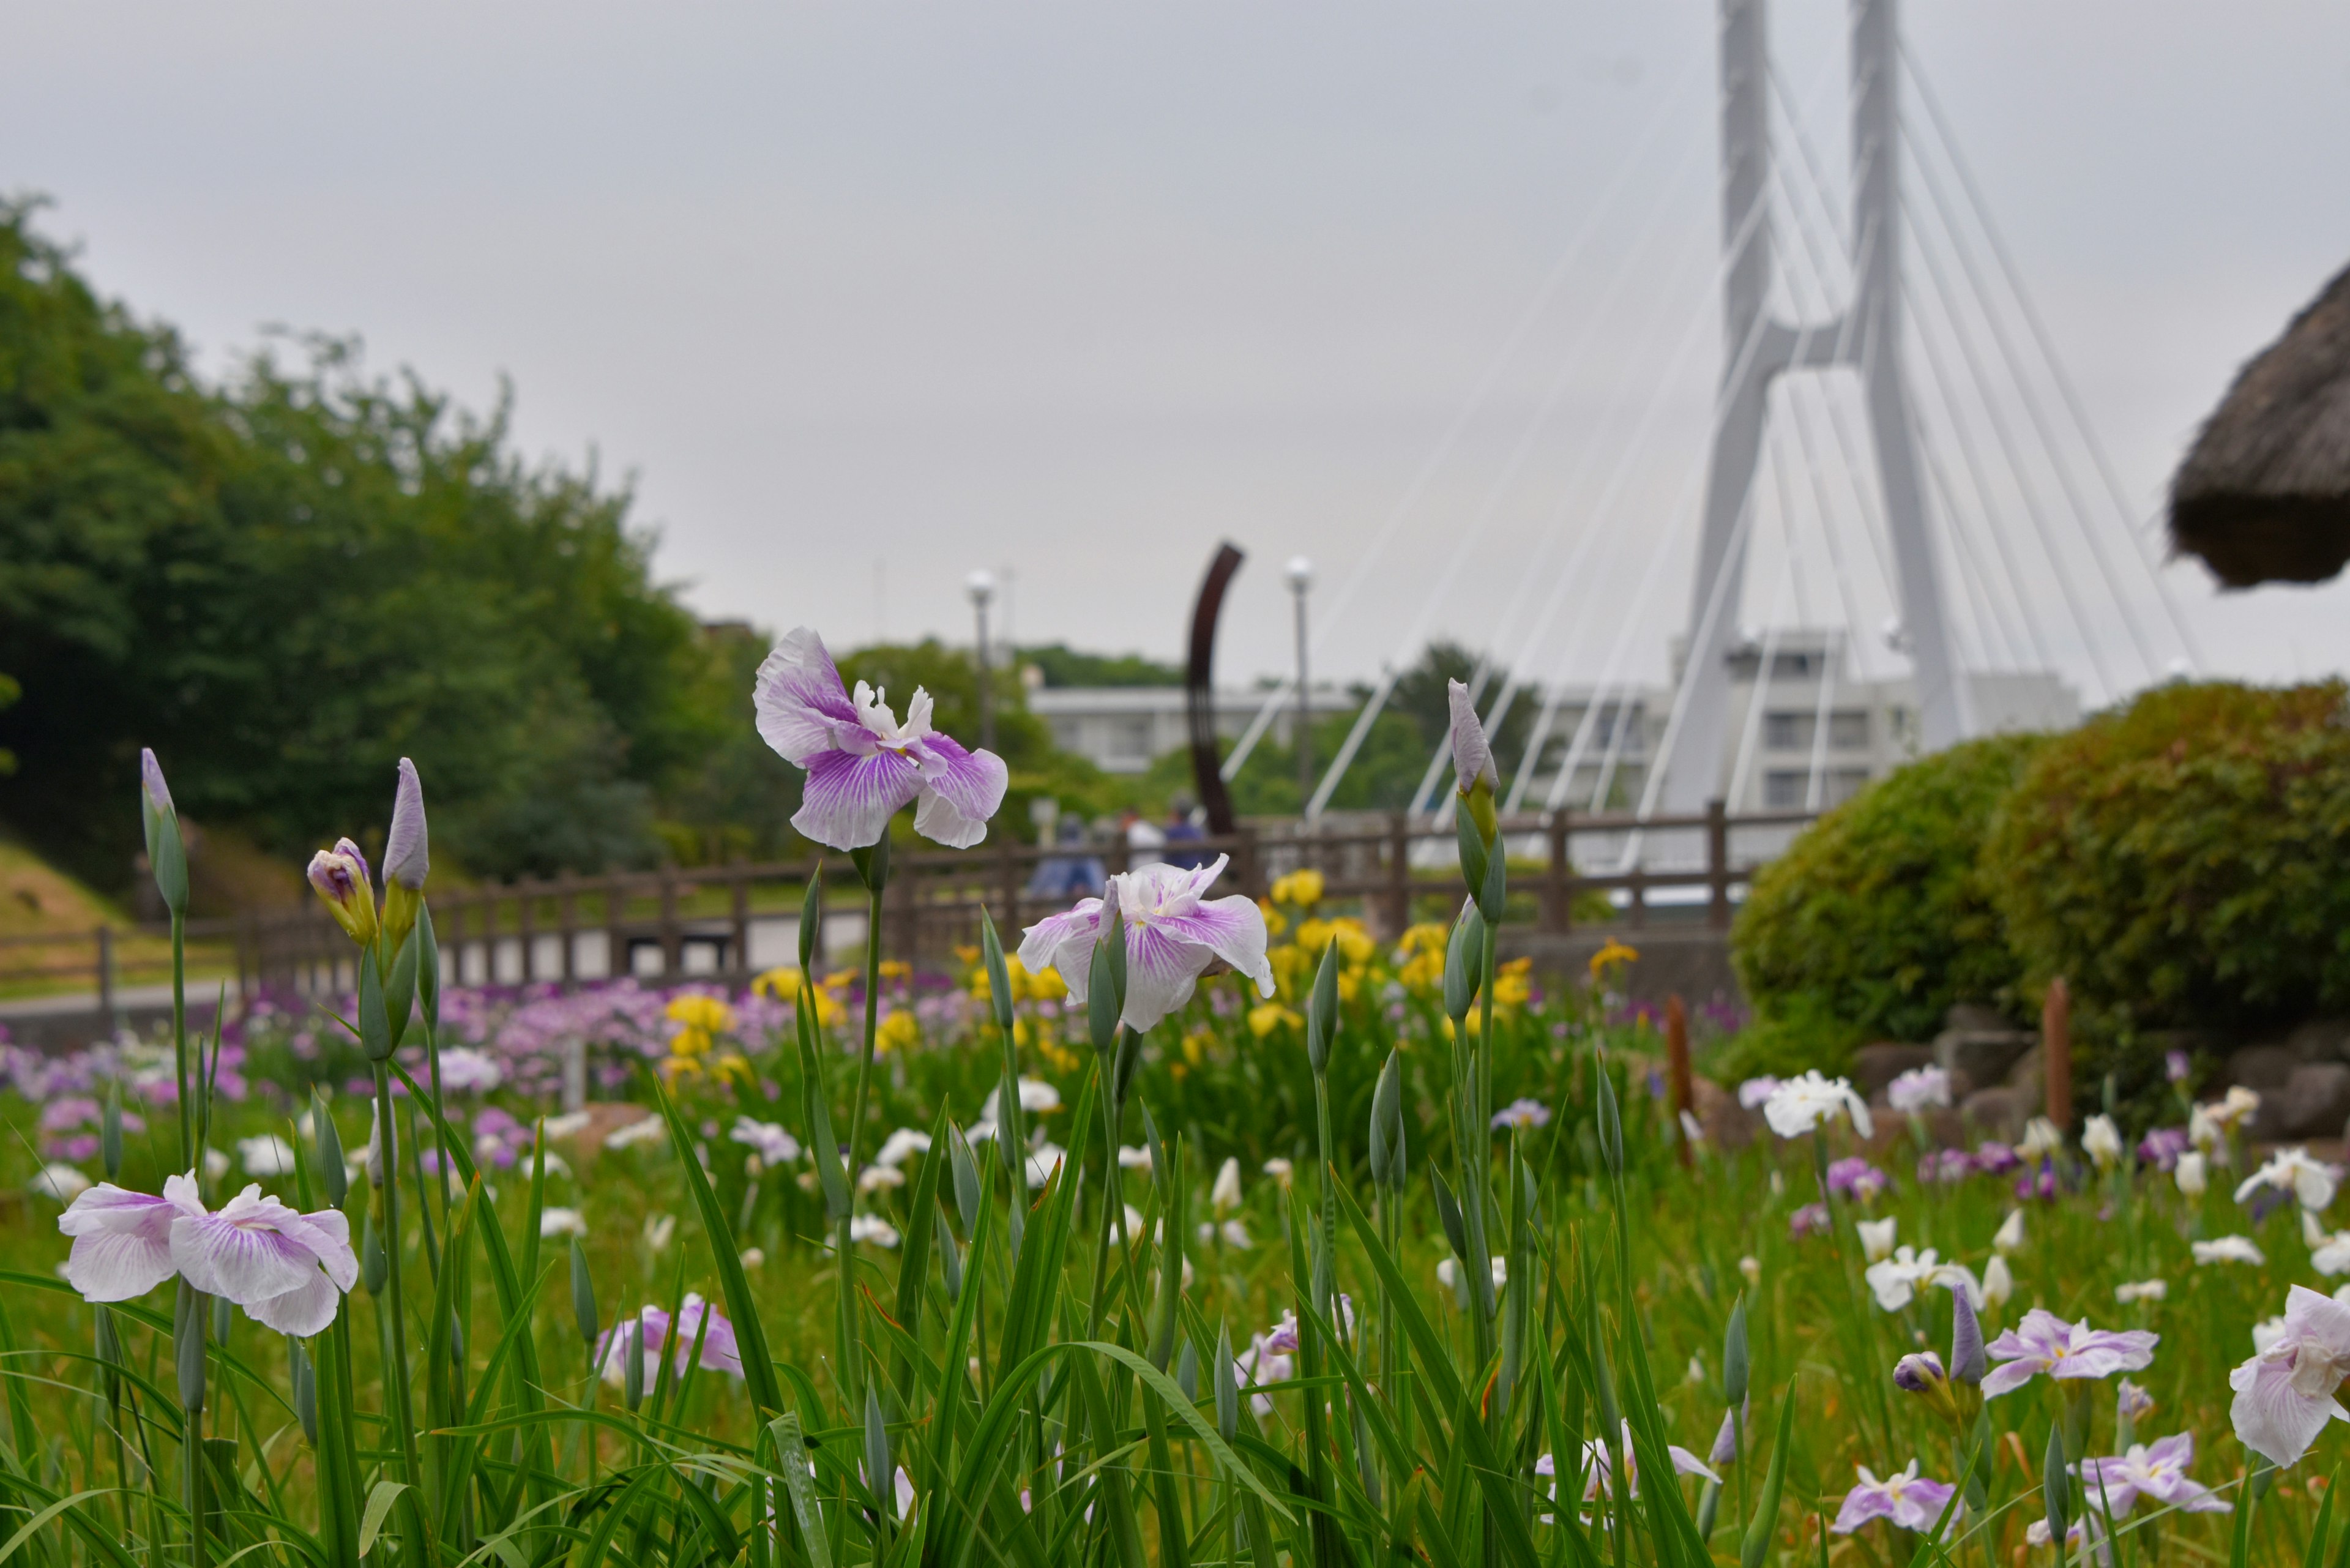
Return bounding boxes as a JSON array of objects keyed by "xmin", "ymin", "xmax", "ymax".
[
  {"xmin": 1285, "ymin": 556, "xmax": 1314, "ymax": 822},
  {"xmin": 966, "ymin": 569, "xmax": 998, "ymax": 755}
]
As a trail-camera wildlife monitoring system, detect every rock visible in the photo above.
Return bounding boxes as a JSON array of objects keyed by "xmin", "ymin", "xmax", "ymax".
[
  {"xmin": 1852, "ymin": 1043, "xmax": 1937, "ymax": 1102},
  {"xmin": 2289, "ymin": 1019, "xmax": 2350, "ymax": 1063},
  {"xmin": 1937, "ymin": 1028, "xmax": 2034, "ymax": 1089},
  {"xmin": 2275, "ymin": 1063, "xmax": 2350, "ymax": 1141},
  {"xmin": 1693, "ymin": 1076, "xmax": 1758, "ymax": 1151},
  {"xmin": 1958, "ymin": 1086, "xmax": 2031, "ymax": 1141},
  {"xmin": 2228, "ymin": 1044, "xmax": 2298, "ymax": 1092},
  {"xmin": 1944, "ymin": 1002, "xmax": 2012, "ymax": 1034}
]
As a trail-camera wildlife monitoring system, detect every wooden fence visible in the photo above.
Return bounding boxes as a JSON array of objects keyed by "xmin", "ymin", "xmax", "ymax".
[{"xmin": 1, "ymin": 804, "xmax": 1818, "ymax": 1006}]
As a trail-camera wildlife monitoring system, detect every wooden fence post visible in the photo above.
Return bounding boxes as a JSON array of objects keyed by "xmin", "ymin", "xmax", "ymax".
[
  {"xmin": 730, "ymin": 864, "xmax": 752, "ymax": 983},
  {"xmin": 657, "ymin": 868, "xmax": 682, "ymax": 980},
  {"xmin": 1706, "ymin": 798, "xmax": 1732, "ymax": 930},
  {"xmin": 2043, "ymin": 976, "xmax": 2072, "ymax": 1131},
  {"xmin": 517, "ymin": 878, "xmax": 538, "ymax": 983},
  {"xmin": 603, "ymin": 877, "xmax": 626, "ymax": 982},
  {"xmin": 1542, "ymin": 812, "xmax": 1569, "ymax": 933},
  {"xmin": 557, "ymin": 876, "xmax": 579, "ymax": 984},
  {"xmin": 1381, "ymin": 812, "xmax": 1411, "ymax": 940}
]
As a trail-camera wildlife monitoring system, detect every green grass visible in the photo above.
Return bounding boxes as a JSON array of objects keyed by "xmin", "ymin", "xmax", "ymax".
[{"xmin": 0, "ymin": 884, "xmax": 2335, "ymax": 1568}]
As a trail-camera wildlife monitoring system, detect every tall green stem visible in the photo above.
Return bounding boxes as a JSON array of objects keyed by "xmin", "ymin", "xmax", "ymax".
[
  {"xmin": 171, "ymin": 911, "xmax": 190, "ymax": 1168},
  {"xmin": 372, "ymin": 1064, "xmax": 426, "ymax": 1507},
  {"xmin": 838, "ymin": 880, "xmax": 887, "ymax": 1405}
]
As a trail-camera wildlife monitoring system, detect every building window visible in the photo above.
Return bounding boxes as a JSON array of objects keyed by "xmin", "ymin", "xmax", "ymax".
[
  {"xmin": 1829, "ymin": 709, "xmax": 1870, "ymax": 750},
  {"xmin": 1762, "ymin": 712, "xmax": 1811, "ymax": 750},
  {"xmin": 1763, "ymin": 771, "xmax": 1806, "ymax": 808},
  {"xmin": 1827, "ymin": 767, "xmax": 1871, "ymax": 805},
  {"xmin": 1050, "ymin": 720, "xmax": 1083, "ymax": 753},
  {"xmin": 1108, "ymin": 717, "xmax": 1154, "ymax": 763}
]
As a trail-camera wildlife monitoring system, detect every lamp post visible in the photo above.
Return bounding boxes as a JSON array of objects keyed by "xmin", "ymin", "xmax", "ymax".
[
  {"xmin": 1286, "ymin": 556, "xmax": 1314, "ymax": 823},
  {"xmin": 967, "ymin": 569, "xmax": 998, "ymax": 755}
]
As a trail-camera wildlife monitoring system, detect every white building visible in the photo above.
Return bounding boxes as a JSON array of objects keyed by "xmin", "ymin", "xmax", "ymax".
[
  {"xmin": 1024, "ymin": 677, "xmax": 1356, "ymax": 775},
  {"xmin": 1512, "ymin": 630, "xmax": 2078, "ymax": 815}
]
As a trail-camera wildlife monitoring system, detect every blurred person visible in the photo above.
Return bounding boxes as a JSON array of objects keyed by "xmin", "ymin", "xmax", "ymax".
[
  {"xmin": 1027, "ymin": 817, "xmax": 1105, "ymax": 900},
  {"xmin": 1122, "ymin": 808, "xmax": 1166, "ymax": 868},
  {"xmin": 1162, "ymin": 794, "xmax": 1207, "ymax": 871}
]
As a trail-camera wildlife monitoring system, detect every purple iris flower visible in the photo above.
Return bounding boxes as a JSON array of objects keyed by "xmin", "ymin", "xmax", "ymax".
[
  {"xmin": 2166, "ymin": 1050, "xmax": 2192, "ymax": 1085},
  {"xmin": 1917, "ymin": 1149, "xmax": 1976, "ymax": 1185},
  {"xmin": 753, "ymin": 627, "xmax": 1009, "ymax": 850},
  {"xmin": 1828, "ymin": 1157, "xmax": 1890, "ymax": 1202},
  {"xmin": 2014, "ymin": 1160, "xmax": 2059, "ymax": 1204},
  {"xmin": 1018, "ymin": 858, "xmax": 1274, "ymax": 1034},
  {"xmin": 594, "ymin": 1293, "xmax": 744, "ymax": 1385},
  {"xmin": 2138, "ymin": 1127, "xmax": 2190, "ymax": 1171},
  {"xmin": 57, "ymin": 1175, "xmax": 359, "ymax": 1336},
  {"xmin": 2078, "ymin": 1433, "xmax": 2229, "ymax": 1517},
  {"xmin": 1982, "ymin": 1308, "xmax": 2157, "ymax": 1398},
  {"xmin": 1972, "ymin": 1141, "xmax": 2020, "ymax": 1174},
  {"xmin": 1832, "ymin": 1462, "xmax": 1955, "ymax": 1537},
  {"xmin": 1789, "ymin": 1201, "xmax": 1830, "ymax": 1238}
]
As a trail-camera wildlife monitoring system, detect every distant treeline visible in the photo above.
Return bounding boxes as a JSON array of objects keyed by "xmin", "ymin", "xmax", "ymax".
[{"xmin": 0, "ymin": 200, "xmax": 1534, "ymax": 903}]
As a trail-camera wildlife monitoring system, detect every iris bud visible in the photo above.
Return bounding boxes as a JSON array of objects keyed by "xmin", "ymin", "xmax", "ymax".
[{"xmin": 307, "ymin": 839, "xmax": 379, "ymax": 948}]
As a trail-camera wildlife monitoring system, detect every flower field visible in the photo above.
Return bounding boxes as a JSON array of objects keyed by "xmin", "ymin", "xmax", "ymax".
[{"xmin": 1, "ymin": 632, "xmax": 2345, "ymax": 1568}]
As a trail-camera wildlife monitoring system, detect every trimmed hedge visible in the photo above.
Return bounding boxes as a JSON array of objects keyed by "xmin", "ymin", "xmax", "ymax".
[
  {"xmin": 1732, "ymin": 733, "xmax": 2046, "ymax": 1050},
  {"xmin": 1985, "ymin": 680, "xmax": 2350, "ymax": 1032}
]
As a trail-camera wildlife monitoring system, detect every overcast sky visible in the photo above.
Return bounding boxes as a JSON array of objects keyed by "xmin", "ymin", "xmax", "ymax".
[{"xmin": 9, "ymin": 2, "xmax": 2350, "ymax": 712}]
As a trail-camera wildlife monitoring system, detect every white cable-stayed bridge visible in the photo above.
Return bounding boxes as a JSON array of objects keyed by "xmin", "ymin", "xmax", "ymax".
[{"xmin": 1204, "ymin": 0, "xmax": 2199, "ymax": 881}]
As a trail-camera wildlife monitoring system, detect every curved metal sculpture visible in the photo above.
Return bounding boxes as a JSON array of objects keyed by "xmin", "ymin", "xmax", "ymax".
[{"xmin": 1185, "ymin": 543, "xmax": 1246, "ymax": 835}]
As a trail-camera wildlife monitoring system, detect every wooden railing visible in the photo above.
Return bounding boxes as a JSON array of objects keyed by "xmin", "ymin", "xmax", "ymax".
[
  {"xmin": 226, "ymin": 802, "xmax": 1818, "ymax": 999},
  {"xmin": 0, "ymin": 805, "xmax": 1819, "ymax": 1008}
]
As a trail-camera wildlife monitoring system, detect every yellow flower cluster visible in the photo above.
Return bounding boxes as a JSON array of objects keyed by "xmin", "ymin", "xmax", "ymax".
[
  {"xmin": 1269, "ymin": 867, "xmax": 1325, "ymax": 908},
  {"xmin": 662, "ymin": 993, "xmax": 749, "ymax": 1083},
  {"xmin": 1296, "ymin": 916, "xmax": 1375, "ymax": 965},
  {"xmin": 752, "ymin": 965, "xmax": 846, "ymax": 1029},
  {"xmin": 1247, "ymin": 1002, "xmax": 1304, "ymax": 1038},
  {"xmin": 1492, "ymin": 955, "xmax": 1535, "ymax": 1013},
  {"xmin": 876, "ymin": 1009, "xmax": 920, "ymax": 1054},
  {"xmin": 966, "ymin": 953, "xmax": 1067, "ymax": 1009},
  {"xmin": 1588, "ymin": 938, "xmax": 1639, "ymax": 982},
  {"xmin": 1393, "ymin": 921, "xmax": 1450, "ymax": 996}
]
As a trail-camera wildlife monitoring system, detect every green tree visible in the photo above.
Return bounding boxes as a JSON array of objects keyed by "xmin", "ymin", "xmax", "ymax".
[{"xmin": 0, "ymin": 202, "xmax": 724, "ymax": 888}]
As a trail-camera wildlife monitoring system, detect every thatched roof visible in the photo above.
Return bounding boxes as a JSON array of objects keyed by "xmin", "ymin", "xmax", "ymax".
[{"xmin": 2170, "ymin": 261, "xmax": 2350, "ymax": 587}]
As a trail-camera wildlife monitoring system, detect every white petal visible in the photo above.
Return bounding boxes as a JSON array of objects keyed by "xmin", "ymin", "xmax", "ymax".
[{"xmin": 244, "ymin": 1271, "xmax": 343, "ymax": 1337}]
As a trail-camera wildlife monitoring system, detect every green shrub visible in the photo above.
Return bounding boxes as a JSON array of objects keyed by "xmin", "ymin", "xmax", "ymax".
[
  {"xmin": 1731, "ymin": 732, "xmax": 2046, "ymax": 1052},
  {"xmin": 1985, "ymin": 680, "xmax": 2350, "ymax": 1032}
]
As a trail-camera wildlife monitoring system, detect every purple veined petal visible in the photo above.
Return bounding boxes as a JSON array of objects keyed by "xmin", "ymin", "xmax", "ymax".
[
  {"xmin": 1121, "ymin": 921, "xmax": 1213, "ymax": 1033},
  {"xmin": 909, "ymin": 734, "xmax": 1009, "ymax": 849},
  {"xmin": 1176, "ymin": 853, "xmax": 1233, "ymax": 902},
  {"xmin": 384, "ymin": 758, "xmax": 430, "ymax": 890},
  {"xmin": 1891, "ymin": 1479, "xmax": 1957, "ymax": 1533},
  {"xmin": 1154, "ymin": 895, "xmax": 1275, "ymax": 998},
  {"xmin": 64, "ymin": 1227, "xmax": 181, "ymax": 1301},
  {"xmin": 792, "ymin": 748, "xmax": 925, "ymax": 851},
  {"xmin": 59, "ymin": 1182, "xmax": 194, "ymax": 1301},
  {"xmin": 1018, "ymin": 903, "xmax": 1103, "ymax": 1001},
  {"xmin": 754, "ymin": 628, "xmax": 864, "ymax": 766},
  {"xmin": 1831, "ymin": 1482, "xmax": 1895, "ymax": 1534},
  {"xmin": 2229, "ymin": 1354, "xmax": 2337, "ymax": 1468},
  {"xmin": 677, "ymin": 1293, "xmax": 745, "ymax": 1376},
  {"xmin": 1666, "ymin": 1444, "xmax": 1721, "ymax": 1484},
  {"xmin": 244, "ymin": 1271, "xmax": 343, "ymax": 1337},
  {"xmin": 595, "ymin": 1307, "xmax": 672, "ymax": 1388},
  {"xmin": 1978, "ymin": 1359, "xmax": 2042, "ymax": 1399},
  {"xmin": 298, "ymin": 1206, "xmax": 360, "ymax": 1293},
  {"xmin": 170, "ymin": 1187, "xmax": 327, "ymax": 1307}
]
